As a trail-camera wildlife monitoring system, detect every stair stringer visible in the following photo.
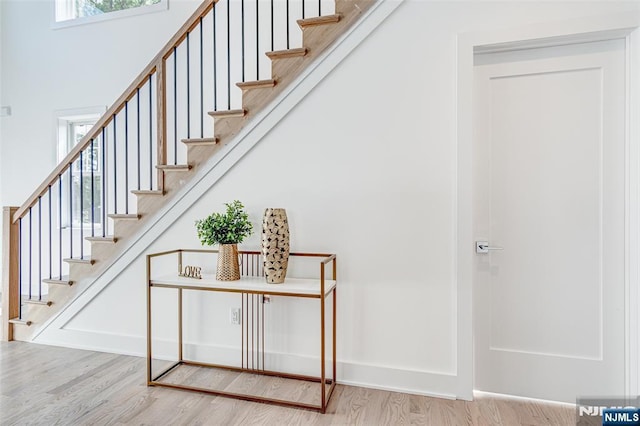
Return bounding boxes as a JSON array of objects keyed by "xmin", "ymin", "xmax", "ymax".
[{"xmin": 32, "ymin": 0, "xmax": 403, "ymax": 346}]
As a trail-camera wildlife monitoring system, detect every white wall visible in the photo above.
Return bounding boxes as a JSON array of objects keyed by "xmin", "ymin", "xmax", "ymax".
[{"xmin": 4, "ymin": 0, "xmax": 640, "ymax": 398}]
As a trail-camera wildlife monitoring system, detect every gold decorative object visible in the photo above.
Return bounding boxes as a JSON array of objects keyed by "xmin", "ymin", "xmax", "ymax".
[
  {"xmin": 216, "ymin": 243, "xmax": 240, "ymax": 281},
  {"xmin": 179, "ymin": 265, "xmax": 202, "ymax": 279},
  {"xmin": 261, "ymin": 208, "xmax": 290, "ymax": 284}
]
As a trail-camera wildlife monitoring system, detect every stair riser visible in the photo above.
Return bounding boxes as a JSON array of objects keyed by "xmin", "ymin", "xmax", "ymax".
[
  {"xmin": 163, "ymin": 171, "xmax": 193, "ymax": 195},
  {"xmin": 270, "ymin": 56, "xmax": 307, "ymax": 83},
  {"xmin": 212, "ymin": 116, "xmax": 251, "ymax": 143},
  {"xmin": 111, "ymin": 218, "xmax": 147, "ymax": 243},
  {"xmin": 236, "ymin": 87, "xmax": 276, "ymax": 102},
  {"xmin": 68, "ymin": 262, "xmax": 94, "ymax": 277},
  {"xmin": 187, "ymin": 145, "xmax": 224, "ymax": 169},
  {"xmin": 134, "ymin": 193, "xmax": 172, "ymax": 218},
  {"xmin": 302, "ymin": 25, "xmax": 345, "ymax": 57},
  {"xmin": 335, "ymin": 0, "xmax": 374, "ymax": 18},
  {"xmin": 89, "ymin": 241, "xmax": 123, "ymax": 265},
  {"xmin": 241, "ymin": 84, "xmax": 288, "ymax": 113}
]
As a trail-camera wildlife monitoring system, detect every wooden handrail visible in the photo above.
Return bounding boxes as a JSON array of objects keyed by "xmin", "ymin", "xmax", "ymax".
[{"xmin": 13, "ymin": 0, "xmax": 216, "ymax": 223}]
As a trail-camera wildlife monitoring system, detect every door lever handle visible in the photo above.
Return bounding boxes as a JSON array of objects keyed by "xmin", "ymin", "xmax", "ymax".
[{"xmin": 476, "ymin": 241, "xmax": 504, "ymax": 254}]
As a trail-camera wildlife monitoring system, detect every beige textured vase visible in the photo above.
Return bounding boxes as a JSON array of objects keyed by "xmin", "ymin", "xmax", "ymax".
[
  {"xmin": 261, "ymin": 208, "xmax": 290, "ymax": 284},
  {"xmin": 216, "ymin": 243, "xmax": 240, "ymax": 281}
]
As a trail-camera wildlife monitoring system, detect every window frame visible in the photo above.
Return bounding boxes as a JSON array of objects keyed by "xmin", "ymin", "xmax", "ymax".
[
  {"xmin": 52, "ymin": 0, "xmax": 168, "ymax": 30},
  {"xmin": 55, "ymin": 107, "xmax": 106, "ymax": 230}
]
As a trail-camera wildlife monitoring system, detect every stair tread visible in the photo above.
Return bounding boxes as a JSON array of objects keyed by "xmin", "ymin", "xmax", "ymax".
[
  {"xmin": 236, "ymin": 79, "xmax": 276, "ymax": 90},
  {"xmin": 86, "ymin": 235, "xmax": 117, "ymax": 243},
  {"xmin": 9, "ymin": 318, "xmax": 32, "ymax": 326},
  {"xmin": 131, "ymin": 189, "xmax": 165, "ymax": 195},
  {"xmin": 43, "ymin": 277, "xmax": 74, "ymax": 286},
  {"xmin": 108, "ymin": 214, "xmax": 141, "ymax": 219},
  {"xmin": 208, "ymin": 109, "xmax": 246, "ymax": 118},
  {"xmin": 266, "ymin": 48, "xmax": 307, "ymax": 59},
  {"xmin": 156, "ymin": 164, "xmax": 192, "ymax": 171},
  {"xmin": 297, "ymin": 14, "xmax": 341, "ymax": 29},
  {"xmin": 63, "ymin": 257, "xmax": 95, "ymax": 265},
  {"xmin": 23, "ymin": 298, "xmax": 52, "ymax": 306},
  {"xmin": 181, "ymin": 137, "xmax": 218, "ymax": 146}
]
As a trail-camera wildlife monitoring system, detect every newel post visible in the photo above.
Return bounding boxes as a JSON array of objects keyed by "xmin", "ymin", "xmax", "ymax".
[{"xmin": 2, "ymin": 206, "xmax": 19, "ymax": 341}]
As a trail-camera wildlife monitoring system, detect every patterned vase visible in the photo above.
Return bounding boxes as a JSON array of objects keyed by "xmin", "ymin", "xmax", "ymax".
[
  {"xmin": 261, "ymin": 208, "xmax": 290, "ymax": 284},
  {"xmin": 216, "ymin": 243, "xmax": 240, "ymax": 281}
]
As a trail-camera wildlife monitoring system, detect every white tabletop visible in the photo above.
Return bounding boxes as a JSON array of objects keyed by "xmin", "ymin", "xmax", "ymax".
[{"xmin": 150, "ymin": 273, "xmax": 336, "ymax": 297}]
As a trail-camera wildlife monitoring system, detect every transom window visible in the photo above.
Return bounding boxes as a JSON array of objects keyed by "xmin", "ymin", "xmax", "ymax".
[{"xmin": 54, "ymin": 0, "xmax": 166, "ymax": 25}]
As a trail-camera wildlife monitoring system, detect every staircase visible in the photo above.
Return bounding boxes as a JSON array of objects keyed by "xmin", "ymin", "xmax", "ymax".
[{"xmin": 1, "ymin": 0, "xmax": 374, "ymax": 342}]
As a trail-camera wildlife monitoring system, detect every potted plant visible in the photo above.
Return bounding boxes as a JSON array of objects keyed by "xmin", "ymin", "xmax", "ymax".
[{"xmin": 195, "ymin": 200, "xmax": 253, "ymax": 281}]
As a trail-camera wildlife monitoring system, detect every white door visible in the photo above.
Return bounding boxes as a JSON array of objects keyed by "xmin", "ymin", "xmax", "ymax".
[{"xmin": 473, "ymin": 39, "xmax": 626, "ymax": 403}]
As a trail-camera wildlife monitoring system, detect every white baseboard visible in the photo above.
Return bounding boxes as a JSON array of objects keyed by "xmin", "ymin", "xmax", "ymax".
[
  {"xmin": 35, "ymin": 327, "xmax": 458, "ymax": 399},
  {"xmin": 338, "ymin": 361, "xmax": 457, "ymax": 399}
]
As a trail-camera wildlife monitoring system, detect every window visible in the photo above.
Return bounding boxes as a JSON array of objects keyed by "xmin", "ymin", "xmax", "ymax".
[
  {"xmin": 54, "ymin": 0, "xmax": 167, "ymax": 27},
  {"xmin": 56, "ymin": 108, "xmax": 105, "ymax": 228}
]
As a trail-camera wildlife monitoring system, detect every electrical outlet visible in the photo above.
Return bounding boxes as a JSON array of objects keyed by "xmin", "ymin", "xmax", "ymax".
[{"xmin": 230, "ymin": 308, "xmax": 241, "ymax": 325}]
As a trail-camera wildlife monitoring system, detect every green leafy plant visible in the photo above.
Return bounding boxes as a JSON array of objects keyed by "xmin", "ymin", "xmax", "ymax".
[{"xmin": 195, "ymin": 200, "xmax": 253, "ymax": 245}]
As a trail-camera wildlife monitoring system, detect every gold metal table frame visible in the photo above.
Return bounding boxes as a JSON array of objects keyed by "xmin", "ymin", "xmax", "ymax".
[{"xmin": 146, "ymin": 249, "xmax": 337, "ymax": 413}]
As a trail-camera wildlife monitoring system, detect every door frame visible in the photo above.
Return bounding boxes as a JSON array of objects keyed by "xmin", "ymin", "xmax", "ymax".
[{"xmin": 456, "ymin": 12, "xmax": 640, "ymax": 401}]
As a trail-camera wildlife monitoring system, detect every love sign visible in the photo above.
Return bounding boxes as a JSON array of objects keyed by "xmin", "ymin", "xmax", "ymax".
[{"xmin": 179, "ymin": 265, "xmax": 202, "ymax": 279}]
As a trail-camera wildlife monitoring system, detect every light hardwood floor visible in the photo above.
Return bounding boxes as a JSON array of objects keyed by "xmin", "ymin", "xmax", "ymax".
[{"xmin": 0, "ymin": 342, "xmax": 575, "ymax": 425}]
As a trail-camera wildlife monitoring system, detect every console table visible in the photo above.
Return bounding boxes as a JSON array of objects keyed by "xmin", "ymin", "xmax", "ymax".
[{"xmin": 146, "ymin": 249, "xmax": 337, "ymax": 413}]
